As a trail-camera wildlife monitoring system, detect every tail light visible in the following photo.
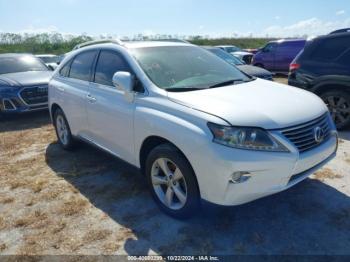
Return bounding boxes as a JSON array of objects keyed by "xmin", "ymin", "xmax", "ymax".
[{"xmin": 289, "ymin": 63, "xmax": 300, "ymax": 72}]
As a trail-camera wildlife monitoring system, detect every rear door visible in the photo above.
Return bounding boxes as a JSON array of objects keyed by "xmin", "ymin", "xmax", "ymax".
[
  {"xmin": 86, "ymin": 49, "xmax": 136, "ymax": 164},
  {"xmin": 54, "ymin": 50, "xmax": 98, "ymax": 136},
  {"xmin": 274, "ymin": 41, "xmax": 305, "ymax": 73}
]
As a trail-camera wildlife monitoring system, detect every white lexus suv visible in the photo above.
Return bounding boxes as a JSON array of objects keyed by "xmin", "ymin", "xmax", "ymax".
[{"xmin": 49, "ymin": 40, "xmax": 338, "ymax": 218}]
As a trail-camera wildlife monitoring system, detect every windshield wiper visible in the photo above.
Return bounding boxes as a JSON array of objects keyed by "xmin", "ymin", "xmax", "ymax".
[
  {"xmin": 209, "ymin": 79, "xmax": 243, "ymax": 88},
  {"xmin": 166, "ymin": 87, "xmax": 206, "ymax": 92}
]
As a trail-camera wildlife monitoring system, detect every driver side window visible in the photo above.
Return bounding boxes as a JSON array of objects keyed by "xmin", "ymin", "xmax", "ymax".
[{"xmin": 94, "ymin": 50, "xmax": 131, "ymax": 87}]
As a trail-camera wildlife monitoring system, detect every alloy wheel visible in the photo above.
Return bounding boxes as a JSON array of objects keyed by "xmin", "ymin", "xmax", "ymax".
[
  {"xmin": 323, "ymin": 95, "xmax": 350, "ymax": 127},
  {"xmin": 151, "ymin": 158, "xmax": 188, "ymax": 210},
  {"xmin": 56, "ymin": 115, "xmax": 69, "ymax": 145}
]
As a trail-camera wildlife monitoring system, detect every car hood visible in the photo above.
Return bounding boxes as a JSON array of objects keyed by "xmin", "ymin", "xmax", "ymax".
[
  {"xmin": 237, "ymin": 65, "xmax": 273, "ymax": 77},
  {"xmin": 167, "ymin": 78, "xmax": 328, "ymax": 129},
  {"xmin": 0, "ymin": 71, "xmax": 53, "ymax": 87}
]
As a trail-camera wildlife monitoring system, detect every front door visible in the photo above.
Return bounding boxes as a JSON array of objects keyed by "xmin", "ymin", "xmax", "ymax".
[{"xmin": 86, "ymin": 50, "xmax": 136, "ymax": 164}]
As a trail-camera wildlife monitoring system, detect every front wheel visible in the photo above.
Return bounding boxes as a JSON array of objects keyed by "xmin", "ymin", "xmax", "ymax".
[
  {"xmin": 321, "ymin": 90, "xmax": 350, "ymax": 130},
  {"xmin": 145, "ymin": 144, "xmax": 200, "ymax": 219}
]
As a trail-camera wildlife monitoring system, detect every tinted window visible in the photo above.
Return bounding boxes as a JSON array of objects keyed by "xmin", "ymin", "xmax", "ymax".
[
  {"xmin": 94, "ymin": 51, "xmax": 130, "ymax": 86},
  {"xmin": 0, "ymin": 55, "xmax": 48, "ymax": 75},
  {"xmin": 69, "ymin": 51, "xmax": 97, "ymax": 81},
  {"xmin": 311, "ymin": 36, "xmax": 350, "ymax": 62},
  {"xmin": 59, "ymin": 60, "xmax": 71, "ymax": 77}
]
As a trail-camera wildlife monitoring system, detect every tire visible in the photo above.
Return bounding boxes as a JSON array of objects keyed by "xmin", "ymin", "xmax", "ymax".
[
  {"xmin": 145, "ymin": 143, "xmax": 200, "ymax": 219},
  {"xmin": 53, "ymin": 108, "xmax": 75, "ymax": 150},
  {"xmin": 320, "ymin": 90, "xmax": 350, "ymax": 130}
]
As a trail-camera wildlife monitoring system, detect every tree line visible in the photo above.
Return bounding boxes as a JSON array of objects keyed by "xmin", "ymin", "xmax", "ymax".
[{"xmin": 0, "ymin": 33, "xmax": 275, "ymax": 55}]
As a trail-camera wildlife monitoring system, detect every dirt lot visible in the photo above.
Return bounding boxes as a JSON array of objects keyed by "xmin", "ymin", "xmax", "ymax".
[{"xmin": 0, "ymin": 78, "xmax": 350, "ymax": 255}]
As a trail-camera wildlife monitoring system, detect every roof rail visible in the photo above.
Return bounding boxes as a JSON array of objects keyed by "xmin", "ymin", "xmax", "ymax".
[
  {"xmin": 329, "ymin": 28, "xmax": 350, "ymax": 34},
  {"xmin": 73, "ymin": 39, "xmax": 124, "ymax": 50}
]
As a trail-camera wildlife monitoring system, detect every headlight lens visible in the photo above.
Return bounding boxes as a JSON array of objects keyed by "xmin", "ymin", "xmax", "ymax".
[{"xmin": 208, "ymin": 123, "xmax": 289, "ymax": 152}]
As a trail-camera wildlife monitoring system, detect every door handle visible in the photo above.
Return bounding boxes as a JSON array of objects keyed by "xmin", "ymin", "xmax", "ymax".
[
  {"xmin": 86, "ymin": 94, "xmax": 97, "ymax": 103},
  {"xmin": 57, "ymin": 86, "xmax": 65, "ymax": 92}
]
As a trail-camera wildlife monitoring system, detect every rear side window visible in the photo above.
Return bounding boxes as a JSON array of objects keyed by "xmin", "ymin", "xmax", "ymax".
[
  {"xmin": 311, "ymin": 36, "xmax": 350, "ymax": 62},
  {"xmin": 94, "ymin": 50, "xmax": 131, "ymax": 86},
  {"xmin": 69, "ymin": 51, "xmax": 97, "ymax": 81},
  {"xmin": 59, "ymin": 60, "xmax": 71, "ymax": 77}
]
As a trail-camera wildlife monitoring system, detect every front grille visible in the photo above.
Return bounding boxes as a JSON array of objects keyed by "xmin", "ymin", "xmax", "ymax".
[
  {"xmin": 19, "ymin": 86, "xmax": 48, "ymax": 105},
  {"xmin": 281, "ymin": 113, "xmax": 332, "ymax": 153}
]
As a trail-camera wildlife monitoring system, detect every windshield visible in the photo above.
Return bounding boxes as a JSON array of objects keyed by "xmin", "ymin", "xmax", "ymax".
[
  {"xmin": 131, "ymin": 46, "xmax": 249, "ymax": 90},
  {"xmin": 0, "ymin": 55, "xmax": 48, "ymax": 74},
  {"xmin": 38, "ymin": 56, "xmax": 60, "ymax": 64},
  {"xmin": 208, "ymin": 49, "xmax": 245, "ymax": 66}
]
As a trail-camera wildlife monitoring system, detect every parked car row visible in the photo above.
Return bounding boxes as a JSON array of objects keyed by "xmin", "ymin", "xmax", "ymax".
[
  {"xmin": 47, "ymin": 39, "xmax": 338, "ymax": 218},
  {"xmin": 215, "ymin": 30, "xmax": 350, "ymax": 129}
]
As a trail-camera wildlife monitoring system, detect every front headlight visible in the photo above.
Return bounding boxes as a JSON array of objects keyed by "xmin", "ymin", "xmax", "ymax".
[{"xmin": 208, "ymin": 123, "xmax": 289, "ymax": 152}]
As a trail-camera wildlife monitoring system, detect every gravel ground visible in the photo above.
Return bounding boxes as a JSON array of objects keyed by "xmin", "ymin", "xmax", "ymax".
[{"xmin": 0, "ymin": 78, "xmax": 349, "ymax": 256}]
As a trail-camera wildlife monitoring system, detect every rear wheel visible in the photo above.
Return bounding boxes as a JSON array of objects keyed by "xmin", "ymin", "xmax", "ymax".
[
  {"xmin": 321, "ymin": 90, "xmax": 350, "ymax": 130},
  {"xmin": 145, "ymin": 143, "xmax": 200, "ymax": 219},
  {"xmin": 53, "ymin": 108, "xmax": 75, "ymax": 150}
]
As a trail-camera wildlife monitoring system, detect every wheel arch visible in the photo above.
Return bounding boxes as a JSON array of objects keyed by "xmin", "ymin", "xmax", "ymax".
[
  {"xmin": 312, "ymin": 81, "xmax": 350, "ymax": 95},
  {"xmin": 139, "ymin": 135, "xmax": 202, "ymax": 198},
  {"xmin": 139, "ymin": 136, "xmax": 187, "ymax": 173},
  {"xmin": 50, "ymin": 103, "xmax": 62, "ymax": 123}
]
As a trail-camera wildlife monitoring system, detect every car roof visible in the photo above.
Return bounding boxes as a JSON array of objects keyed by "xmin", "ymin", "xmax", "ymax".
[
  {"xmin": 316, "ymin": 31, "xmax": 350, "ymax": 41},
  {"xmin": 123, "ymin": 41, "xmax": 192, "ymax": 48},
  {"xmin": 270, "ymin": 39, "xmax": 306, "ymax": 44},
  {"xmin": 73, "ymin": 41, "xmax": 193, "ymax": 52}
]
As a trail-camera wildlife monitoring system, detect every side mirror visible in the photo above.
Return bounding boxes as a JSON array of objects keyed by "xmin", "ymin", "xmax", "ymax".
[{"xmin": 112, "ymin": 71, "xmax": 135, "ymax": 102}]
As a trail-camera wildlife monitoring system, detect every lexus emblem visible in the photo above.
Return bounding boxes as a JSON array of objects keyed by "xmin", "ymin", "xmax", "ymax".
[{"xmin": 314, "ymin": 126, "xmax": 325, "ymax": 143}]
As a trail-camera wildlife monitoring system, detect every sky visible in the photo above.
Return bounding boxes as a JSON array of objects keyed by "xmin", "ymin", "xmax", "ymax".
[{"xmin": 0, "ymin": 0, "xmax": 349, "ymax": 38}]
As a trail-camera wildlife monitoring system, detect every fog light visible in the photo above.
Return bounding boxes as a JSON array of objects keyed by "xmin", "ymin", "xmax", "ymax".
[{"xmin": 230, "ymin": 171, "xmax": 251, "ymax": 184}]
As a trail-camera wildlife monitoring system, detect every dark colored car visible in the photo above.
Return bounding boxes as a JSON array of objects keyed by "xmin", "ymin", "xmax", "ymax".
[
  {"xmin": 252, "ymin": 39, "xmax": 306, "ymax": 73},
  {"xmin": 204, "ymin": 47, "xmax": 274, "ymax": 80},
  {"xmin": 0, "ymin": 54, "xmax": 52, "ymax": 116},
  {"xmin": 288, "ymin": 30, "xmax": 350, "ymax": 129}
]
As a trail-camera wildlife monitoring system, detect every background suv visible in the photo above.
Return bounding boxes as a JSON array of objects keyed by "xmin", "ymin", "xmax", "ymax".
[
  {"xmin": 49, "ymin": 40, "xmax": 337, "ymax": 218},
  {"xmin": 288, "ymin": 30, "xmax": 350, "ymax": 129},
  {"xmin": 0, "ymin": 54, "xmax": 52, "ymax": 116},
  {"xmin": 253, "ymin": 39, "xmax": 306, "ymax": 73}
]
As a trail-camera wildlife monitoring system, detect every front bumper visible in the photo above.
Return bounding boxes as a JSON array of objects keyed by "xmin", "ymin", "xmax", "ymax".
[
  {"xmin": 189, "ymin": 130, "xmax": 338, "ymax": 206},
  {"xmin": 0, "ymin": 87, "xmax": 48, "ymax": 114}
]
